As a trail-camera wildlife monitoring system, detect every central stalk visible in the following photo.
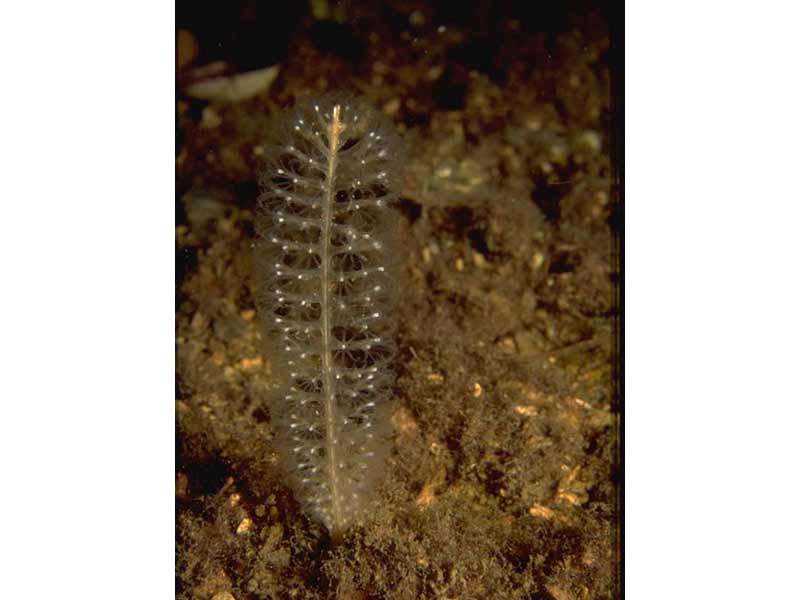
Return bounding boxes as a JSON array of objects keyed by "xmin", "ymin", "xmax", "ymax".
[{"xmin": 321, "ymin": 104, "xmax": 345, "ymax": 536}]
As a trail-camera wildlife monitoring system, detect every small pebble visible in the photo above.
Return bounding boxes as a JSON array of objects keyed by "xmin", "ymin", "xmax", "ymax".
[
  {"xmin": 236, "ymin": 518, "xmax": 253, "ymax": 535},
  {"xmin": 529, "ymin": 504, "xmax": 555, "ymax": 519},
  {"xmin": 239, "ymin": 357, "xmax": 262, "ymax": 370},
  {"xmin": 427, "ymin": 372, "xmax": 444, "ymax": 384}
]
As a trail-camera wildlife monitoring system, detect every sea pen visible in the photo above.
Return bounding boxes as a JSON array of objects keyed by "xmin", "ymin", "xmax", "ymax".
[{"xmin": 255, "ymin": 95, "xmax": 403, "ymax": 539}]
